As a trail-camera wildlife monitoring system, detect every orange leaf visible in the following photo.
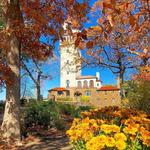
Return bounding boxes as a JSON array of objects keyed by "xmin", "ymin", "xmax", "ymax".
[
  {"xmin": 75, "ymin": 38, "xmax": 81, "ymax": 47},
  {"xmin": 98, "ymin": 18, "xmax": 103, "ymax": 24},
  {"xmin": 86, "ymin": 41, "xmax": 94, "ymax": 49},
  {"xmin": 103, "ymin": 2, "xmax": 113, "ymax": 9},
  {"xmin": 129, "ymin": 15, "xmax": 136, "ymax": 27},
  {"xmin": 92, "ymin": 26, "xmax": 102, "ymax": 33}
]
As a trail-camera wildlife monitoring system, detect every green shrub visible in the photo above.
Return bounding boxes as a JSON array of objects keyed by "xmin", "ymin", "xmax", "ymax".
[
  {"xmin": 23, "ymin": 101, "xmax": 64, "ymax": 130},
  {"xmin": 58, "ymin": 103, "xmax": 76, "ymax": 116},
  {"xmin": 58, "ymin": 103, "xmax": 93, "ymax": 118},
  {"xmin": 80, "ymin": 96, "xmax": 90, "ymax": 103},
  {"xmin": 122, "ymin": 80, "xmax": 150, "ymax": 113},
  {"xmin": 57, "ymin": 97, "xmax": 73, "ymax": 101}
]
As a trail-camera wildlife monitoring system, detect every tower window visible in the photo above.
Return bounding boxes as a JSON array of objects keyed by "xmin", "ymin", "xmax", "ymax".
[
  {"xmin": 67, "ymin": 71, "xmax": 69, "ymax": 75},
  {"xmin": 66, "ymin": 80, "xmax": 70, "ymax": 88},
  {"xmin": 85, "ymin": 90, "xmax": 91, "ymax": 96},
  {"xmin": 66, "ymin": 60, "xmax": 69, "ymax": 64}
]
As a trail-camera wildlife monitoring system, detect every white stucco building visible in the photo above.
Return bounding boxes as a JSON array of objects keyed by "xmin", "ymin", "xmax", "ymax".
[
  {"xmin": 60, "ymin": 21, "xmax": 102, "ymax": 89},
  {"xmin": 48, "ymin": 21, "xmax": 121, "ymax": 107}
]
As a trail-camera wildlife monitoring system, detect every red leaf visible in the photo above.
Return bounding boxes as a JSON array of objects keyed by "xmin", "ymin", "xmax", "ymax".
[{"xmin": 86, "ymin": 41, "xmax": 94, "ymax": 49}]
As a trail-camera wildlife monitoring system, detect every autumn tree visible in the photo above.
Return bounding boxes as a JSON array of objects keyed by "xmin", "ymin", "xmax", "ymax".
[
  {"xmin": 123, "ymin": 66, "xmax": 150, "ymax": 113},
  {"xmin": 76, "ymin": 0, "xmax": 149, "ymax": 88},
  {"xmin": 0, "ymin": 0, "xmax": 89, "ymax": 142}
]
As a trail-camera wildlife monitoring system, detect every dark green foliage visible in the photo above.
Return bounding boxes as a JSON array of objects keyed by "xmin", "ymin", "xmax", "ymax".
[
  {"xmin": 23, "ymin": 101, "xmax": 64, "ymax": 130},
  {"xmin": 21, "ymin": 101, "xmax": 93, "ymax": 137},
  {"xmin": 58, "ymin": 103, "xmax": 93, "ymax": 118}
]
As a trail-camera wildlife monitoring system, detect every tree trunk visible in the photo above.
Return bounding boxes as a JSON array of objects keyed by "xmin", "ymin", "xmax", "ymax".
[
  {"xmin": 37, "ymin": 85, "xmax": 41, "ymax": 101},
  {"xmin": 117, "ymin": 70, "xmax": 125, "ymax": 98},
  {"xmin": 36, "ymin": 73, "xmax": 41, "ymax": 100},
  {"xmin": 1, "ymin": 37, "xmax": 21, "ymax": 142},
  {"xmin": 1, "ymin": 0, "xmax": 22, "ymax": 143}
]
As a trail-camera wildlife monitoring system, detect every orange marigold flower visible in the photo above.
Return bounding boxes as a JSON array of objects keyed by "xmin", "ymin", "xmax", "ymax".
[{"xmin": 123, "ymin": 124, "xmax": 139, "ymax": 135}]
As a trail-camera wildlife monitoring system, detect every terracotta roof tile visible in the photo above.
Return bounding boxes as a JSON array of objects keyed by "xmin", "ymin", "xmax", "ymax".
[
  {"xmin": 97, "ymin": 86, "xmax": 120, "ymax": 91},
  {"xmin": 76, "ymin": 76, "xmax": 97, "ymax": 79},
  {"xmin": 48, "ymin": 87, "xmax": 68, "ymax": 92}
]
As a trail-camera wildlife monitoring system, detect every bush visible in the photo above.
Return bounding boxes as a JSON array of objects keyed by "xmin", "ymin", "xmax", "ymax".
[
  {"xmin": 58, "ymin": 103, "xmax": 93, "ymax": 118},
  {"xmin": 122, "ymin": 80, "xmax": 150, "ymax": 113},
  {"xmin": 58, "ymin": 103, "xmax": 76, "ymax": 116},
  {"xmin": 67, "ymin": 106, "xmax": 150, "ymax": 150},
  {"xmin": 80, "ymin": 96, "xmax": 90, "ymax": 103},
  {"xmin": 23, "ymin": 101, "xmax": 64, "ymax": 130}
]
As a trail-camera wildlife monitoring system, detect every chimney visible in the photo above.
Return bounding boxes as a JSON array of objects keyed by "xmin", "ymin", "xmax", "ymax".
[{"xmin": 96, "ymin": 72, "xmax": 100, "ymax": 80}]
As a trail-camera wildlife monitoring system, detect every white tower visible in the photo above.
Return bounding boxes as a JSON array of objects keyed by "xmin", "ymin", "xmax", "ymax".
[{"xmin": 60, "ymin": 22, "xmax": 81, "ymax": 88}]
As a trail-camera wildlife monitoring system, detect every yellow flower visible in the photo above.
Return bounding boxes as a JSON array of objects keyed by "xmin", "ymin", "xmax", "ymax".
[
  {"xmin": 116, "ymin": 140, "xmax": 126, "ymax": 150},
  {"xmin": 82, "ymin": 117, "xmax": 90, "ymax": 124},
  {"xmin": 97, "ymin": 135, "xmax": 107, "ymax": 143},
  {"xmin": 101, "ymin": 124, "xmax": 112, "ymax": 134},
  {"xmin": 101, "ymin": 124, "xmax": 120, "ymax": 134},
  {"xmin": 86, "ymin": 135, "xmax": 106, "ymax": 150},
  {"xmin": 105, "ymin": 137, "xmax": 115, "ymax": 147},
  {"xmin": 110, "ymin": 125, "xmax": 120, "ymax": 133},
  {"xmin": 82, "ymin": 131, "xmax": 94, "ymax": 141},
  {"xmin": 123, "ymin": 124, "xmax": 139, "ymax": 135},
  {"xmin": 114, "ymin": 133, "xmax": 127, "ymax": 141},
  {"xmin": 143, "ymin": 139, "xmax": 150, "ymax": 147}
]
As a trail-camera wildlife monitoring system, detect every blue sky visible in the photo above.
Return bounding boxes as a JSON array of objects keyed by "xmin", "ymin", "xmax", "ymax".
[
  {"xmin": 0, "ymin": 0, "xmax": 133, "ymax": 100},
  {"xmin": 0, "ymin": 59, "xmax": 118, "ymax": 100}
]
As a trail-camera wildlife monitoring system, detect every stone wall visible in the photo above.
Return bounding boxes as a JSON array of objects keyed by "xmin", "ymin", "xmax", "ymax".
[{"xmin": 48, "ymin": 87, "xmax": 121, "ymax": 108}]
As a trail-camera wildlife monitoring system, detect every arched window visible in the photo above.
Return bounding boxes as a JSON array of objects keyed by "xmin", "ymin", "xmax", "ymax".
[
  {"xmin": 83, "ymin": 80, "xmax": 88, "ymax": 88},
  {"xmin": 66, "ymin": 80, "xmax": 70, "ymax": 88},
  {"xmin": 89, "ymin": 80, "xmax": 94, "ymax": 88},
  {"xmin": 77, "ymin": 81, "xmax": 82, "ymax": 88}
]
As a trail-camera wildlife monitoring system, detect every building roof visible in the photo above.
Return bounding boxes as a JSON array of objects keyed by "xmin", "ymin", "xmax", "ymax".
[
  {"xmin": 76, "ymin": 76, "xmax": 97, "ymax": 80},
  {"xmin": 97, "ymin": 86, "xmax": 120, "ymax": 91},
  {"xmin": 96, "ymin": 79, "xmax": 100, "ymax": 82},
  {"xmin": 48, "ymin": 87, "xmax": 69, "ymax": 92}
]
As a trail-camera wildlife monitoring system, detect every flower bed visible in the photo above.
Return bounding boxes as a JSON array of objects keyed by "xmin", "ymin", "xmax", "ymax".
[{"xmin": 66, "ymin": 106, "xmax": 150, "ymax": 150}]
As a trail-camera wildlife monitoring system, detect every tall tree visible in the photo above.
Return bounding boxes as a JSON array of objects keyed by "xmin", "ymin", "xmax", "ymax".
[
  {"xmin": 0, "ymin": 0, "xmax": 89, "ymax": 142},
  {"xmin": 75, "ymin": 0, "xmax": 149, "ymax": 87},
  {"xmin": 21, "ymin": 59, "xmax": 52, "ymax": 101}
]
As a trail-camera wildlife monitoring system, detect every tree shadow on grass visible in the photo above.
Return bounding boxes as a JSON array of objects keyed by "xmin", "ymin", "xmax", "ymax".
[{"xmin": 20, "ymin": 135, "xmax": 72, "ymax": 150}]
